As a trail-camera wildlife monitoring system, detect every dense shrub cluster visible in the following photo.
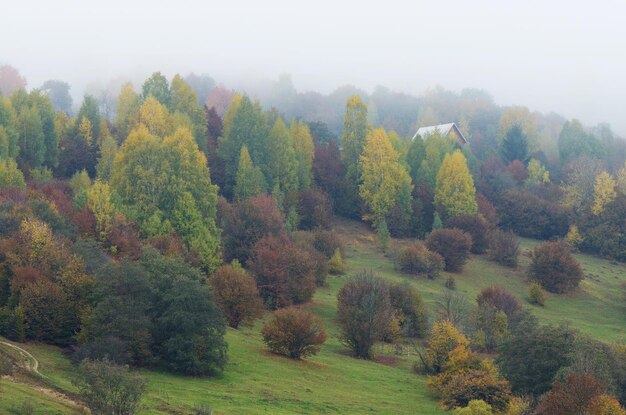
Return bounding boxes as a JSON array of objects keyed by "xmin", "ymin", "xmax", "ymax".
[
  {"xmin": 528, "ymin": 240, "xmax": 583, "ymax": 293},
  {"xmin": 498, "ymin": 190, "xmax": 569, "ymax": 239},
  {"xmin": 247, "ymin": 233, "xmax": 320, "ymax": 308},
  {"xmin": 487, "ymin": 229, "xmax": 519, "ymax": 267},
  {"xmin": 446, "ymin": 214, "xmax": 489, "ymax": 254},
  {"xmin": 426, "ymin": 228, "xmax": 473, "ymax": 272},
  {"xmin": 397, "ymin": 243, "xmax": 444, "ymax": 279},
  {"xmin": 261, "ymin": 307, "xmax": 327, "ymax": 359}
]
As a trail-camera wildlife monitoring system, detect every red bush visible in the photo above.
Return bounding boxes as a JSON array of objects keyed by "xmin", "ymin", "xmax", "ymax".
[
  {"xmin": 535, "ymin": 373, "xmax": 605, "ymax": 415},
  {"xmin": 297, "ymin": 188, "xmax": 333, "ymax": 230},
  {"xmin": 445, "ymin": 214, "xmax": 489, "ymax": 254},
  {"xmin": 507, "ymin": 160, "xmax": 528, "ymax": 183},
  {"xmin": 247, "ymin": 234, "xmax": 317, "ymax": 309},
  {"xmin": 426, "ymin": 229, "xmax": 473, "ymax": 272},
  {"xmin": 312, "ymin": 230, "xmax": 344, "ymax": 258},
  {"xmin": 397, "ymin": 244, "xmax": 444, "ymax": 279},
  {"xmin": 529, "ymin": 240, "xmax": 583, "ymax": 293},
  {"xmin": 209, "ymin": 265, "xmax": 265, "ymax": 329},
  {"xmin": 220, "ymin": 194, "xmax": 285, "ymax": 263},
  {"xmin": 476, "ymin": 192, "xmax": 498, "ymax": 227},
  {"xmin": 476, "ymin": 285, "xmax": 521, "ymax": 318}
]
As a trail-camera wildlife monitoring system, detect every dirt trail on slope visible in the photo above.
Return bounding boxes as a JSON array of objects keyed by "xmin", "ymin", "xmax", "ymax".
[
  {"xmin": 0, "ymin": 340, "xmax": 89, "ymax": 412},
  {"xmin": 0, "ymin": 340, "xmax": 42, "ymax": 376}
]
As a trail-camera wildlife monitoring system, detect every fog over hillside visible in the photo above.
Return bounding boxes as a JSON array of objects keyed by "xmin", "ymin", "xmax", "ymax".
[{"xmin": 2, "ymin": 0, "xmax": 626, "ymax": 134}]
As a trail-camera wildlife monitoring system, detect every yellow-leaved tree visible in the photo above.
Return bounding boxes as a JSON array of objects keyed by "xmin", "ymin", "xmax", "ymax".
[
  {"xmin": 434, "ymin": 150, "xmax": 478, "ymax": 220},
  {"xmin": 591, "ymin": 171, "xmax": 617, "ymax": 215},
  {"xmin": 87, "ymin": 180, "xmax": 115, "ymax": 240},
  {"xmin": 359, "ymin": 128, "xmax": 412, "ymax": 226}
]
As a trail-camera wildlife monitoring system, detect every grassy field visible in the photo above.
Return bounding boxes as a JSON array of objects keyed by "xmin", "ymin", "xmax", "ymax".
[{"xmin": 0, "ymin": 219, "xmax": 624, "ymax": 414}]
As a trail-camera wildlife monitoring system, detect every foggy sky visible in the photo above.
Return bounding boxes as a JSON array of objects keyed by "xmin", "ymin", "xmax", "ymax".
[{"xmin": 2, "ymin": 0, "xmax": 626, "ymax": 134}]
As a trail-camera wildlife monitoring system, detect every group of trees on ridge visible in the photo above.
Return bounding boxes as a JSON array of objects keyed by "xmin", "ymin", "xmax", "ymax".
[{"xmin": 0, "ymin": 64, "xmax": 625, "ymax": 414}]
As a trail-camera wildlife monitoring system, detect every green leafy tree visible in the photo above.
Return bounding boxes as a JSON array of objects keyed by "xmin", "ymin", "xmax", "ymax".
[
  {"xmin": 96, "ymin": 135, "xmax": 118, "ymax": 180},
  {"xmin": 434, "ymin": 150, "xmax": 477, "ymax": 220},
  {"xmin": 74, "ymin": 359, "xmax": 146, "ymax": 415},
  {"xmin": 290, "ymin": 120, "xmax": 314, "ymax": 189},
  {"xmin": 70, "ymin": 169, "xmax": 91, "ymax": 209},
  {"xmin": 340, "ymin": 95, "xmax": 369, "ymax": 217},
  {"xmin": 234, "ymin": 146, "xmax": 266, "ymax": 200},
  {"xmin": 141, "ymin": 71, "xmax": 171, "ymax": 108},
  {"xmin": 500, "ymin": 125, "xmax": 528, "ymax": 164},
  {"xmin": 0, "ymin": 98, "xmax": 19, "ymax": 159},
  {"xmin": 218, "ymin": 96, "xmax": 268, "ymax": 197},
  {"xmin": 41, "ymin": 79, "xmax": 72, "ymax": 114},
  {"xmin": 559, "ymin": 119, "xmax": 603, "ymax": 164},
  {"xmin": 337, "ymin": 270, "xmax": 395, "ymax": 359},
  {"xmin": 16, "ymin": 104, "xmax": 45, "ymax": 168},
  {"xmin": 111, "ymin": 125, "xmax": 220, "ymax": 271},
  {"xmin": 416, "ymin": 131, "xmax": 456, "ymax": 187},
  {"xmin": 266, "ymin": 118, "xmax": 298, "ymax": 192},
  {"xmin": 0, "ymin": 158, "xmax": 25, "ymax": 190}
]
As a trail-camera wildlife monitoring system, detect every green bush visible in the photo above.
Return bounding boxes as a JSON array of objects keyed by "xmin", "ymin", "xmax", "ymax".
[{"xmin": 528, "ymin": 283, "xmax": 545, "ymax": 306}]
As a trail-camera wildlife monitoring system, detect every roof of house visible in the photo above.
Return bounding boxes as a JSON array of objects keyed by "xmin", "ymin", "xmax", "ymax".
[{"xmin": 413, "ymin": 122, "xmax": 468, "ymax": 144}]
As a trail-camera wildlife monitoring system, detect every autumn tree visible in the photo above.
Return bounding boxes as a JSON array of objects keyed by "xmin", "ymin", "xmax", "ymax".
[
  {"xmin": 87, "ymin": 180, "xmax": 115, "ymax": 240},
  {"xmin": 261, "ymin": 307, "xmax": 327, "ymax": 359},
  {"xmin": 219, "ymin": 194, "xmax": 285, "ymax": 263},
  {"xmin": 435, "ymin": 150, "xmax": 477, "ymax": 220},
  {"xmin": 535, "ymin": 373, "xmax": 606, "ymax": 415},
  {"xmin": 337, "ymin": 270, "xmax": 395, "ymax": 359},
  {"xmin": 247, "ymin": 233, "xmax": 318, "ymax": 308},
  {"xmin": 527, "ymin": 158, "xmax": 550, "ymax": 184},
  {"xmin": 420, "ymin": 320, "xmax": 470, "ymax": 374},
  {"xmin": 115, "ymin": 83, "xmax": 140, "ymax": 141},
  {"xmin": 359, "ymin": 127, "xmax": 412, "ymax": 227},
  {"xmin": 0, "ymin": 64, "xmax": 27, "ymax": 96},
  {"xmin": 136, "ymin": 96, "xmax": 172, "ymax": 137},
  {"xmin": 426, "ymin": 229, "xmax": 473, "ymax": 272},
  {"xmin": 208, "ymin": 264, "xmax": 264, "ymax": 329},
  {"xmin": 591, "ymin": 171, "xmax": 617, "ymax": 215},
  {"xmin": 20, "ymin": 279, "xmax": 78, "ymax": 345},
  {"xmin": 234, "ymin": 146, "xmax": 265, "ymax": 200},
  {"xmin": 170, "ymin": 74, "xmax": 208, "ymax": 153}
]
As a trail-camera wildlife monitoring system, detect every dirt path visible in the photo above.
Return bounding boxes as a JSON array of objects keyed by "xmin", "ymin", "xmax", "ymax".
[
  {"xmin": 0, "ymin": 341, "xmax": 89, "ymax": 412},
  {"xmin": 0, "ymin": 340, "xmax": 43, "ymax": 377}
]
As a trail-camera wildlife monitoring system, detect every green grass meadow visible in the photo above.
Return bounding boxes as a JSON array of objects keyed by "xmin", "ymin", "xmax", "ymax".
[{"xmin": 1, "ymin": 220, "xmax": 624, "ymax": 414}]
